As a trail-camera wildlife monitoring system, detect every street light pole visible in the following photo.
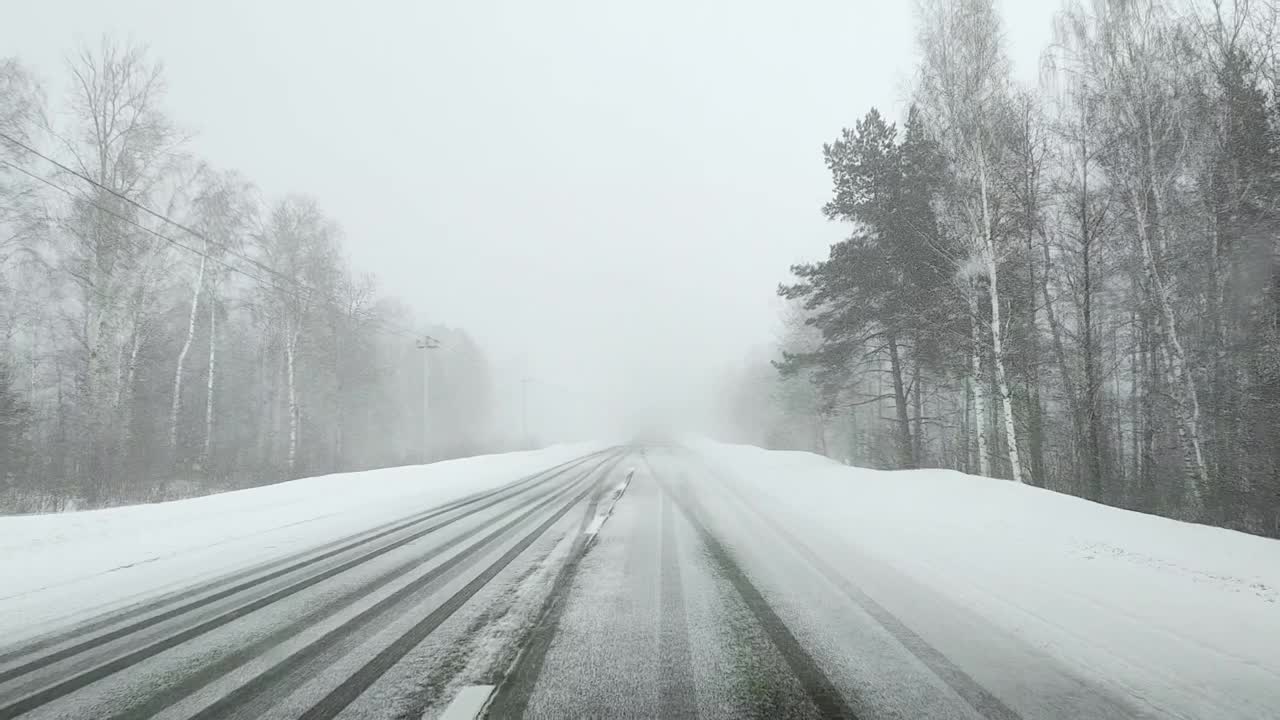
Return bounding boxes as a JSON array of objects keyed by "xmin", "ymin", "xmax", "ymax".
[
  {"xmin": 417, "ymin": 335, "xmax": 440, "ymax": 464},
  {"xmin": 521, "ymin": 377, "xmax": 530, "ymax": 450}
]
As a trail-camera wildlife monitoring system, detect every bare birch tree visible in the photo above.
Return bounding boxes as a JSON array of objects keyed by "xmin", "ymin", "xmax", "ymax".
[
  {"xmin": 915, "ymin": 0, "xmax": 1024, "ymax": 481},
  {"xmin": 56, "ymin": 39, "xmax": 181, "ymax": 498}
]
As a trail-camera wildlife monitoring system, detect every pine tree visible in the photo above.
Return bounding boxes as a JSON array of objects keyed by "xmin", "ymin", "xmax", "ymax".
[{"xmin": 780, "ymin": 107, "xmax": 959, "ymax": 469}]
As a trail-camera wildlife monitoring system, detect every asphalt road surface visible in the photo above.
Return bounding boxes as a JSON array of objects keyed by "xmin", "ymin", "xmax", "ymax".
[
  {"xmin": 492, "ymin": 444, "xmax": 1153, "ymax": 720},
  {"xmin": 0, "ymin": 446, "xmax": 1158, "ymax": 719}
]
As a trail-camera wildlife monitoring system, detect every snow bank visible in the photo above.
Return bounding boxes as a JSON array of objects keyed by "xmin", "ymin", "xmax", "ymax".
[
  {"xmin": 0, "ymin": 444, "xmax": 598, "ymax": 645},
  {"xmin": 690, "ymin": 439, "xmax": 1280, "ymax": 718}
]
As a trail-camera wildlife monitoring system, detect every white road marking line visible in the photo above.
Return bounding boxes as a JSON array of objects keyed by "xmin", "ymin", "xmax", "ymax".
[
  {"xmin": 436, "ymin": 684, "xmax": 495, "ymax": 720},
  {"xmin": 584, "ymin": 469, "xmax": 635, "ymax": 538}
]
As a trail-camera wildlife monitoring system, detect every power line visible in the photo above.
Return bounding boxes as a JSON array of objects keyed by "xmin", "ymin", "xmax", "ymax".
[
  {"xmin": 0, "ymin": 155, "xmax": 419, "ymax": 340},
  {"xmin": 2, "ymin": 158, "xmax": 179, "ymax": 266},
  {"xmin": 0, "ymin": 130, "xmax": 305, "ymax": 296},
  {"xmin": 1, "ymin": 130, "xmax": 423, "ymax": 339},
  {"xmin": 1, "ymin": 158, "xmax": 306, "ymax": 304},
  {"xmin": 0, "ymin": 126, "xmax": 424, "ymax": 338}
]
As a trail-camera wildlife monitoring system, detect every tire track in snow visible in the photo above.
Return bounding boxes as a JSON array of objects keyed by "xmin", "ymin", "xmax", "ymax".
[
  {"xmin": 0, "ymin": 449, "xmax": 620, "ymax": 720},
  {"xmin": 685, "ymin": 450, "xmax": 1023, "ymax": 720},
  {"xmin": 657, "ymin": 490, "xmax": 697, "ymax": 718},
  {"xmin": 484, "ymin": 459, "xmax": 632, "ymax": 718},
  {"xmin": 0, "ymin": 449, "xmax": 615, "ymax": 672},
  {"xmin": 654, "ymin": 472, "xmax": 857, "ymax": 720},
  {"xmin": 295, "ymin": 455, "xmax": 622, "ymax": 720},
  {"xmin": 97, "ymin": 471, "xmax": 590, "ymax": 720},
  {"xmin": 181, "ymin": 465, "xmax": 601, "ymax": 720}
]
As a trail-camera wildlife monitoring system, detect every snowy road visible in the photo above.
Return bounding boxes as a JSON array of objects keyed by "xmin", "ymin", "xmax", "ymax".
[
  {"xmin": 500, "ymin": 445, "xmax": 987, "ymax": 719},
  {"xmin": 3, "ymin": 442, "xmax": 1277, "ymax": 719},
  {"xmin": 491, "ymin": 444, "xmax": 1278, "ymax": 720},
  {"xmin": 0, "ymin": 448, "xmax": 628, "ymax": 720},
  {"xmin": 488, "ymin": 445, "xmax": 862, "ymax": 719}
]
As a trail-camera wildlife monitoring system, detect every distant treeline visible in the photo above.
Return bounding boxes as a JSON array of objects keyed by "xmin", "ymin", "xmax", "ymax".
[
  {"xmin": 0, "ymin": 41, "xmax": 493, "ymax": 512},
  {"xmin": 733, "ymin": 0, "xmax": 1280, "ymax": 537}
]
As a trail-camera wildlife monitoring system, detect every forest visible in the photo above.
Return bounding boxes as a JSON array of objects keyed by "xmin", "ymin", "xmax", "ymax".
[
  {"xmin": 0, "ymin": 41, "xmax": 493, "ymax": 512},
  {"xmin": 735, "ymin": 0, "xmax": 1280, "ymax": 536}
]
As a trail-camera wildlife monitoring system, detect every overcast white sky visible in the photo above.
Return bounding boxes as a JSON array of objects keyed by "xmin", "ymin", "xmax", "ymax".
[{"xmin": 3, "ymin": 0, "xmax": 1058, "ymax": 439}]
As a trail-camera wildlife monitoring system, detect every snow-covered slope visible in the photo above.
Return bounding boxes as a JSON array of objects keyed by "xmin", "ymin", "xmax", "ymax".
[
  {"xmin": 690, "ymin": 440, "xmax": 1280, "ymax": 719},
  {"xmin": 0, "ymin": 444, "xmax": 597, "ymax": 644}
]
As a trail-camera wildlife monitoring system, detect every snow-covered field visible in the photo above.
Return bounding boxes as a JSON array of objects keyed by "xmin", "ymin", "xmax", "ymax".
[
  {"xmin": 691, "ymin": 440, "xmax": 1280, "ymax": 718},
  {"xmin": 0, "ymin": 444, "xmax": 597, "ymax": 645}
]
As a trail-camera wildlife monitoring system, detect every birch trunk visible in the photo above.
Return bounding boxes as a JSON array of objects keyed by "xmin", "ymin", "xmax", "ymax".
[
  {"xmin": 202, "ymin": 282, "xmax": 217, "ymax": 470},
  {"xmin": 1135, "ymin": 198, "xmax": 1207, "ymax": 516},
  {"xmin": 285, "ymin": 329, "xmax": 300, "ymax": 476},
  {"xmin": 961, "ymin": 374, "xmax": 972, "ymax": 472},
  {"xmin": 117, "ymin": 285, "xmax": 147, "ymax": 494},
  {"xmin": 1138, "ymin": 308, "xmax": 1158, "ymax": 507},
  {"xmin": 986, "ymin": 259, "xmax": 1024, "ymax": 484},
  {"xmin": 1129, "ymin": 309, "xmax": 1141, "ymax": 501},
  {"xmin": 1143, "ymin": 99, "xmax": 1207, "ymax": 516},
  {"xmin": 1023, "ymin": 235, "xmax": 1046, "ymax": 488},
  {"xmin": 968, "ymin": 280, "xmax": 991, "ymax": 477},
  {"xmin": 1080, "ymin": 139, "xmax": 1104, "ymax": 502},
  {"xmin": 1021, "ymin": 135, "xmax": 1047, "ymax": 488},
  {"xmin": 979, "ymin": 157, "xmax": 1024, "ymax": 483},
  {"xmin": 170, "ymin": 251, "xmax": 206, "ymax": 454},
  {"xmin": 912, "ymin": 359, "xmax": 925, "ymax": 464}
]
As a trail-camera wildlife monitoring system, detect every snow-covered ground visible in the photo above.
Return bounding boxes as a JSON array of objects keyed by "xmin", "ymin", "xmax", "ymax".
[
  {"xmin": 690, "ymin": 440, "xmax": 1280, "ymax": 718},
  {"xmin": 7, "ymin": 438, "xmax": 1277, "ymax": 717},
  {"xmin": 0, "ymin": 444, "xmax": 597, "ymax": 645}
]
